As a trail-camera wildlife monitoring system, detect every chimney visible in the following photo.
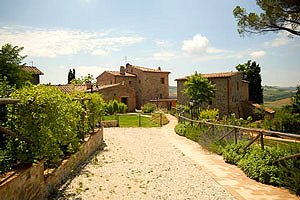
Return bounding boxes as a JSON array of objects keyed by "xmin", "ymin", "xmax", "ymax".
[
  {"xmin": 86, "ymin": 81, "xmax": 92, "ymax": 90},
  {"xmin": 120, "ymin": 66, "xmax": 126, "ymax": 75},
  {"xmin": 158, "ymin": 66, "xmax": 161, "ymax": 71}
]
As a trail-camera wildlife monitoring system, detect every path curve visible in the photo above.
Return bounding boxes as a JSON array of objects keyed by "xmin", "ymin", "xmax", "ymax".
[{"xmin": 54, "ymin": 114, "xmax": 299, "ymax": 200}]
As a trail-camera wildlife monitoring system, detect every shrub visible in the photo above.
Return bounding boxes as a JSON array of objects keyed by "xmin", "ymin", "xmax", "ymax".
[
  {"xmin": 237, "ymin": 146, "xmax": 285, "ymax": 185},
  {"xmin": 175, "ymin": 123, "xmax": 187, "ymax": 136},
  {"xmin": 222, "ymin": 142, "xmax": 248, "ymax": 164},
  {"xmin": 199, "ymin": 108, "xmax": 219, "ymax": 121},
  {"xmin": 104, "ymin": 100, "xmax": 127, "ymax": 115},
  {"xmin": 142, "ymin": 103, "xmax": 157, "ymax": 113},
  {"xmin": 6, "ymin": 85, "xmax": 83, "ymax": 167}
]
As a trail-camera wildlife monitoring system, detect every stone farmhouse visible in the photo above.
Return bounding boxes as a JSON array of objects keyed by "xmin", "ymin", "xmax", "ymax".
[
  {"xmin": 22, "ymin": 66, "xmax": 44, "ymax": 85},
  {"xmin": 95, "ymin": 63, "xmax": 174, "ymax": 111},
  {"xmin": 176, "ymin": 71, "xmax": 249, "ymax": 118}
]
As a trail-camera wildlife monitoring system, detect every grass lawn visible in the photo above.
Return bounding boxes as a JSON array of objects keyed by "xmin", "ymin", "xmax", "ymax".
[{"xmin": 102, "ymin": 113, "xmax": 168, "ymax": 127}]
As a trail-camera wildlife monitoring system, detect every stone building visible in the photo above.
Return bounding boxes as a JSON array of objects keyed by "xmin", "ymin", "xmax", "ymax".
[
  {"xmin": 96, "ymin": 63, "xmax": 171, "ymax": 111},
  {"xmin": 22, "ymin": 66, "xmax": 44, "ymax": 84},
  {"xmin": 176, "ymin": 71, "xmax": 248, "ymax": 117}
]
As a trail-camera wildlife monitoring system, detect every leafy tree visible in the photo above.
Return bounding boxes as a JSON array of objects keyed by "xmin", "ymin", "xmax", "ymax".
[
  {"xmin": 233, "ymin": 0, "xmax": 300, "ymax": 36},
  {"xmin": 0, "ymin": 44, "xmax": 31, "ymax": 88},
  {"xmin": 183, "ymin": 72, "xmax": 216, "ymax": 107},
  {"xmin": 71, "ymin": 73, "xmax": 94, "ymax": 84},
  {"xmin": 236, "ymin": 60, "xmax": 263, "ymax": 103},
  {"xmin": 291, "ymin": 85, "xmax": 300, "ymax": 113}
]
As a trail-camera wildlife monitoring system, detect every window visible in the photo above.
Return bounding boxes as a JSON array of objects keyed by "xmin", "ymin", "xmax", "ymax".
[
  {"xmin": 160, "ymin": 78, "xmax": 165, "ymax": 84},
  {"xmin": 160, "ymin": 94, "xmax": 163, "ymax": 99},
  {"xmin": 209, "ymin": 100, "xmax": 212, "ymax": 105},
  {"xmin": 110, "ymin": 80, "xmax": 113, "ymax": 84},
  {"xmin": 129, "ymin": 80, "xmax": 132, "ymax": 84},
  {"xmin": 139, "ymin": 80, "xmax": 141, "ymax": 83}
]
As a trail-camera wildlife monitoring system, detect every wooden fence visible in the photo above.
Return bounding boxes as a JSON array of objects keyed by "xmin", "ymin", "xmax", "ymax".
[
  {"xmin": 172, "ymin": 107, "xmax": 300, "ymax": 163},
  {"xmin": 115, "ymin": 113, "xmax": 163, "ymax": 127}
]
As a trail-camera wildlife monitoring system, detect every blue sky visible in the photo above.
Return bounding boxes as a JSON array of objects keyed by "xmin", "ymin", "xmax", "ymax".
[{"xmin": 0, "ymin": 0, "xmax": 299, "ymax": 86}]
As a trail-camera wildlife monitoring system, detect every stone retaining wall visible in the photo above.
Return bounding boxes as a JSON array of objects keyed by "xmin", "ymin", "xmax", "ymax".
[{"xmin": 0, "ymin": 127, "xmax": 103, "ymax": 200}]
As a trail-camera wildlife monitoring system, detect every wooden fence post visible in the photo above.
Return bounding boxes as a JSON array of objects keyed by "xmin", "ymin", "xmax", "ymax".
[
  {"xmin": 138, "ymin": 114, "xmax": 141, "ymax": 127},
  {"xmin": 159, "ymin": 113, "xmax": 162, "ymax": 127},
  {"xmin": 234, "ymin": 128, "xmax": 237, "ymax": 144},
  {"xmin": 260, "ymin": 132, "xmax": 264, "ymax": 150}
]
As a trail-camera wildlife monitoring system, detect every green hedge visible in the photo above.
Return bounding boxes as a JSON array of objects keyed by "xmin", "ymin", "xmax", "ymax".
[{"xmin": 0, "ymin": 85, "xmax": 105, "ymax": 173}]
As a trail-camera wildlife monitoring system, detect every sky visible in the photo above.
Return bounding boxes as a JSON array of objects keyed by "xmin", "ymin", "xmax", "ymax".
[{"xmin": 0, "ymin": 0, "xmax": 299, "ymax": 86}]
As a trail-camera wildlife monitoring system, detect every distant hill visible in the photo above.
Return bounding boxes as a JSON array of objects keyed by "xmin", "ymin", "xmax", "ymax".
[
  {"xmin": 169, "ymin": 85, "xmax": 297, "ymax": 103},
  {"xmin": 169, "ymin": 86, "xmax": 177, "ymax": 98},
  {"xmin": 263, "ymin": 86, "xmax": 297, "ymax": 102}
]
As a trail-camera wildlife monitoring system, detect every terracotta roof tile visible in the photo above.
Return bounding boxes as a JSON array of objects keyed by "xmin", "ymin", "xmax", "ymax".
[
  {"xmin": 106, "ymin": 71, "xmax": 136, "ymax": 77},
  {"xmin": 55, "ymin": 84, "xmax": 87, "ymax": 94},
  {"xmin": 175, "ymin": 71, "xmax": 242, "ymax": 81},
  {"xmin": 22, "ymin": 66, "xmax": 44, "ymax": 75},
  {"xmin": 128, "ymin": 64, "xmax": 170, "ymax": 73}
]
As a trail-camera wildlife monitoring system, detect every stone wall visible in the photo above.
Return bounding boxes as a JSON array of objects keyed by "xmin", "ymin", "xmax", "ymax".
[
  {"xmin": 96, "ymin": 72, "xmax": 115, "ymax": 85},
  {"xmin": 98, "ymin": 84, "xmax": 136, "ymax": 112},
  {"xmin": 0, "ymin": 127, "xmax": 103, "ymax": 200}
]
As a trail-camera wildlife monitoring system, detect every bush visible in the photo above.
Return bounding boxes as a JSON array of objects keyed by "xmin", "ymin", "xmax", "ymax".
[
  {"xmin": 142, "ymin": 103, "xmax": 157, "ymax": 113},
  {"xmin": 237, "ymin": 146, "xmax": 285, "ymax": 185},
  {"xmin": 222, "ymin": 142, "xmax": 248, "ymax": 164},
  {"xmin": 104, "ymin": 100, "xmax": 127, "ymax": 115},
  {"xmin": 199, "ymin": 108, "xmax": 219, "ymax": 121},
  {"xmin": 175, "ymin": 123, "xmax": 187, "ymax": 136},
  {"xmin": 6, "ymin": 85, "xmax": 84, "ymax": 167}
]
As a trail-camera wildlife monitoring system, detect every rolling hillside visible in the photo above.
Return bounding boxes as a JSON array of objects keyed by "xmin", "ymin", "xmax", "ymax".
[
  {"xmin": 263, "ymin": 86, "xmax": 297, "ymax": 102},
  {"xmin": 169, "ymin": 85, "xmax": 297, "ymax": 103}
]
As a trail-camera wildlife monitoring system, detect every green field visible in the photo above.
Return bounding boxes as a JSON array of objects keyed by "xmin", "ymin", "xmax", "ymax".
[
  {"xmin": 263, "ymin": 85, "xmax": 296, "ymax": 102},
  {"xmin": 103, "ymin": 113, "xmax": 168, "ymax": 127}
]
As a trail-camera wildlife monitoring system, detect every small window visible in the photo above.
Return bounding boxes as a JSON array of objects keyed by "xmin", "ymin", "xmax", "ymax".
[
  {"xmin": 110, "ymin": 80, "xmax": 113, "ymax": 84},
  {"xmin": 160, "ymin": 94, "xmax": 163, "ymax": 99},
  {"xmin": 161, "ymin": 78, "xmax": 165, "ymax": 84},
  {"xmin": 139, "ymin": 80, "xmax": 141, "ymax": 83},
  {"xmin": 131, "ymin": 69, "xmax": 133, "ymax": 72},
  {"xmin": 129, "ymin": 80, "xmax": 132, "ymax": 84}
]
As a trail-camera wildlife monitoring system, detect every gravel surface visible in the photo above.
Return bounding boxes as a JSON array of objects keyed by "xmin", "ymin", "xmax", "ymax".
[{"xmin": 53, "ymin": 127, "xmax": 236, "ymax": 200}]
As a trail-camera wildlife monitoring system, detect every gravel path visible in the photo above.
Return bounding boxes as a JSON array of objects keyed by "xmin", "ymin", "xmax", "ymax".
[{"xmin": 53, "ymin": 126, "xmax": 236, "ymax": 200}]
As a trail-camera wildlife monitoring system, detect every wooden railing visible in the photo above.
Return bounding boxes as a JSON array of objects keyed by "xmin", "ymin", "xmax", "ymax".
[{"xmin": 177, "ymin": 114, "xmax": 300, "ymax": 163}]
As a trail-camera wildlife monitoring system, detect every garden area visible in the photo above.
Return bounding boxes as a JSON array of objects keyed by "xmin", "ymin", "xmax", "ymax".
[
  {"xmin": 0, "ymin": 83, "xmax": 106, "ymax": 175},
  {"xmin": 174, "ymin": 107, "xmax": 300, "ymax": 195},
  {"xmin": 102, "ymin": 102, "xmax": 169, "ymax": 127}
]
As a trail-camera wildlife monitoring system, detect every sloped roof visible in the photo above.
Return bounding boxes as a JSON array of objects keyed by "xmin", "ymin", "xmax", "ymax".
[
  {"xmin": 175, "ymin": 71, "xmax": 242, "ymax": 81},
  {"xmin": 106, "ymin": 71, "xmax": 136, "ymax": 77},
  {"xmin": 22, "ymin": 66, "xmax": 44, "ymax": 75},
  {"xmin": 127, "ymin": 64, "xmax": 170, "ymax": 73},
  {"xmin": 55, "ymin": 84, "xmax": 87, "ymax": 94},
  {"xmin": 97, "ymin": 83, "xmax": 121, "ymax": 90}
]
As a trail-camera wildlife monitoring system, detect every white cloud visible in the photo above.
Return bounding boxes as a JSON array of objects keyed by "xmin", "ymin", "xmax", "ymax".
[
  {"xmin": 250, "ymin": 50, "xmax": 266, "ymax": 58},
  {"xmin": 91, "ymin": 49, "xmax": 110, "ymax": 56},
  {"xmin": 153, "ymin": 51, "xmax": 176, "ymax": 61},
  {"xmin": 156, "ymin": 40, "xmax": 170, "ymax": 48},
  {"xmin": 0, "ymin": 26, "xmax": 144, "ymax": 57},
  {"xmin": 265, "ymin": 32, "xmax": 292, "ymax": 47},
  {"xmin": 182, "ymin": 34, "xmax": 225, "ymax": 55}
]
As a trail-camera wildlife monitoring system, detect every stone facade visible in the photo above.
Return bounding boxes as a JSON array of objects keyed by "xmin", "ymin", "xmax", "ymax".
[
  {"xmin": 176, "ymin": 72, "xmax": 248, "ymax": 117},
  {"xmin": 96, "ymin": 63, "xmax": 170, "ymax": 110},
  {"xmin": 97, "ymin": 83, "xmax": 137, "ymax": 112}
]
